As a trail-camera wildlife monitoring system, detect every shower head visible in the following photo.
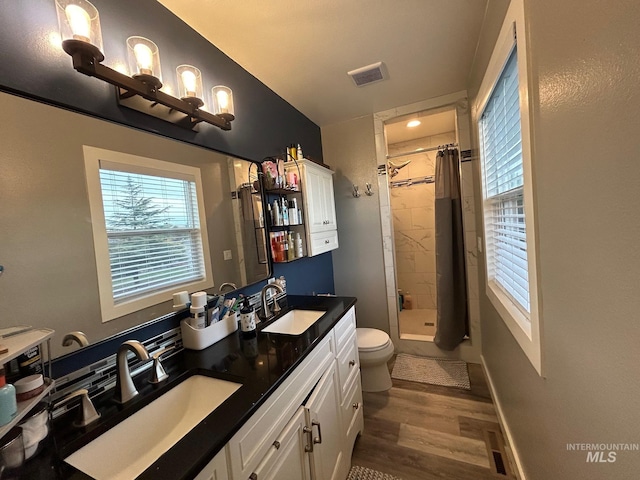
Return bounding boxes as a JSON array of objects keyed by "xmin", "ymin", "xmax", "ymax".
[{"xmin": 387, "ymin": 159, "xmax": 411, "ymax": 178}]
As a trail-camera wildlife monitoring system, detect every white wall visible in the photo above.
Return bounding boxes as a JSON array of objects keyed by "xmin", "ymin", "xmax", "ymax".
[{"xmin": 471, "ymin": 0, "xmax": 640, "ymax": 478}]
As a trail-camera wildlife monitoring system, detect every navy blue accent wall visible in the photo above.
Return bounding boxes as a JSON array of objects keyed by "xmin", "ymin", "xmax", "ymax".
[
  {"xmin": 3, "ymin": 0, "xmax": 336, "ymax": 374},
  {"xmin": 0, "ymin": 0, "xmax": 323, "ymax": 163},
  {"xmin": 273, "ymin": 254, "xmax": 335, "ymax": 296}
]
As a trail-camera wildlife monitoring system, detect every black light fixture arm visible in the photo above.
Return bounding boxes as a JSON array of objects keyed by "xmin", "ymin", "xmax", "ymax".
[{"xmin": 67, "ymin": 50, "xmax": 232, "ymax": 131}]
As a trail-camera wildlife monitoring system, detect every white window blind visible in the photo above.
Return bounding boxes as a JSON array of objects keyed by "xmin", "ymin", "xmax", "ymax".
[
  {"xmin": 99, "ymin": 166, "xmax": 206, "ymax": 303},
  {"xmin": 479, "ymin": 47, "xmax": 530, "ymax": 316}
]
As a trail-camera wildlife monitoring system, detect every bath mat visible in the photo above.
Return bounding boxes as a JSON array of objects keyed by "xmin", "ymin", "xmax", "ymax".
[
  {"xmin": 347, "ymin": 465, "xmax": 404, "ymax": 480},
  {"xmin": 391, "ymin": 354, "xmax": 471, "ymax": 390}
]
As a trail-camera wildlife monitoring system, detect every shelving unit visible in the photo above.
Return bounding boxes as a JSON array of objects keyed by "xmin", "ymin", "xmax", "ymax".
[
  {"xmin": 264, "ymin": 185, "xmax": 308, "ymax": 263},
  {"xmin": 0, "ymin": 328, "xmax": 55, "ymax": 439}
]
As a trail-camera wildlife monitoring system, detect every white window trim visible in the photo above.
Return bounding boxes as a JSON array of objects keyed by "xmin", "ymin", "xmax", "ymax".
[
  {"xmin": 476, "ymin": 0, "xmax": 543, "ymax": 375},
  {"xmin": 84, "ymin": 146, "xmax": 214, "ymax": 322}
]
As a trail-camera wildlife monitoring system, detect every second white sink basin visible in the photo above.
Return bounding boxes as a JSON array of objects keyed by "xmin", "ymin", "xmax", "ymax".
[
  {"xmin": 262, "ymin": 309, "xmax": 326, "ymax": 335},
  {"xmin": 64, "ymin": 375, "xmax": 241, "ymax": 480}
]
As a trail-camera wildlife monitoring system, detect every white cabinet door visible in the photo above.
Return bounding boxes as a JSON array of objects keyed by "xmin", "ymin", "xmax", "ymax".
[
  {"xmin": 194, "ymin": 447, "xmax": 229, "ymax": 480},
  {"xmin": 305, "ymin": 362, "xmax": 344, "ymax": 480},
  {"xmin": 251, "ymin": 407, "xmax": 312, "ymax": 480},
  {"xmin": 302, "ymin": 161, "xmax": 337, "ymax": 234},
  {"xmin": 304, "ymin": 163, "xmax": 331, "ymax": 234},
  {"xmin": 319, "ymin": 172, "xmax": 337, "ymax": 231}
]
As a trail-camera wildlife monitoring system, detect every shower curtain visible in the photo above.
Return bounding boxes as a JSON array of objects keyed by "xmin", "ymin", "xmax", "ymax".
[{"xmin": 434, "ymin": 147, "xmax": 468, "ymax": 350}]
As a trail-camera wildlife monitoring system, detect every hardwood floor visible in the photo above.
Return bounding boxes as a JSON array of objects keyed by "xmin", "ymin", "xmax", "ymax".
[{"xmin": 351, "ymin": 358, "xmax": 517, "ymax": 480}]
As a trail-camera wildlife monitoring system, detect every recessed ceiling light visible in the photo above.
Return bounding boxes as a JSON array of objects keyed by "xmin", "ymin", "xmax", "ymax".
[{"xmin": 407, "ymin": 120, "xmax": 421, "ymax": 128}]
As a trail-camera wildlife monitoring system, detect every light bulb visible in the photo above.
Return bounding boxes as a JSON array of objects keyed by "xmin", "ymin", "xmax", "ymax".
[
  {"xmin": 65, "ymin": 4, "xmax": 91, "ymax": 42},
  {"xmin": 216, "ymin": 90, "xmax": 229, "ymax": 113},
  {"xmin": 181, "ymin": 70, "xmax": 197, "ymax": 97},
  {"xmin": 133, "ymin": 43, "xmax": 153, "ymax": 75}
]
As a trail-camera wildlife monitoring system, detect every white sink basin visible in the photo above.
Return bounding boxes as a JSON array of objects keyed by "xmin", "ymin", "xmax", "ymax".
[
  {"xmin": 262, "ymin": 309, "xmax": 326, "ymax": 335},
  {"xmin": 64, "ymin": 375, "xmax": 241, "ymax": 480}
]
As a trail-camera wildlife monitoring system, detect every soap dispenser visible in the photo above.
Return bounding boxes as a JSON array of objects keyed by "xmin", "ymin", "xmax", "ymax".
[{"xmin": 240, "ymin": 297, "xmax": 256, "ymax": 337}]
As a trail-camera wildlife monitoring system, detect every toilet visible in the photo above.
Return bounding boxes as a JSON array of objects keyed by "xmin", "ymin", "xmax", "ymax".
[{"xmin": 356, "ymin": 328, "xmax": 395, "ymax": 392}]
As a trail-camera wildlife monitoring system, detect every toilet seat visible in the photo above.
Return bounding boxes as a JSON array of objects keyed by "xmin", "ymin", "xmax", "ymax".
[{"xmin": 357, "ymin": 328, "xmax": 391, "ymax": 352}]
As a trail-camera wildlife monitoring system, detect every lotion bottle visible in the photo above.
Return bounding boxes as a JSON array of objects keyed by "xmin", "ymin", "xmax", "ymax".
[{"xmin": 0, "ymin": 367, "xmax": 17, "ymax": 427}]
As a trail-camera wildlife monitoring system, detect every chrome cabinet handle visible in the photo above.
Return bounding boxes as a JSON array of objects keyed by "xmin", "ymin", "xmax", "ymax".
[
  {"xmin": 349, "ymin": 359, "xmax": 356, "ymax": 367},
  {"xmin": 312, "ymin": 420, "xmax": 322, "ymax": 445},
  {"xmin": 303, "ymin": 425, "xmax": 314, "ymax": 452},
  {"xmin": 325, "ymin": 240, "xmax": 330, "ymax": 244}
]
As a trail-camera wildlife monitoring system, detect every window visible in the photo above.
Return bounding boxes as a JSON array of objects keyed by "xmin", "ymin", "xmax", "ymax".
[
  {"xmin": 480, "ymin": 49, "xmax": 530, "ymax": 315},
  {"xmin": 84, "ymin": 147, "xmax": 213, "ymax": 321},
  {"xmin": 476, "ymin": 0, "xmax": 542, "ymax": 374}
]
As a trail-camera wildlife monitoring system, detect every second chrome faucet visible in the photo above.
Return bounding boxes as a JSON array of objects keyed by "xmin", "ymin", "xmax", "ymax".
[{"xmin": 114, "ymin": 340, "xmax": 150, "ymax": 404}]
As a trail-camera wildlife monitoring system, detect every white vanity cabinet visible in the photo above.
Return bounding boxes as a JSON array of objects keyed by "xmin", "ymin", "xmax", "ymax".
[
  {"xmin": 222, "ymin": 305, "xmax": 362, "ymax": 480},
  {"xmin": 290, "ymin": 160, "xmax": 339, "ymax": 256},
  {"xmin": 194, "ymin": 447, "xmax": 230, "ymax": 480},
  {"xmin": 305, "ymin": 362, "xmax": 343, "ymax": 480}
]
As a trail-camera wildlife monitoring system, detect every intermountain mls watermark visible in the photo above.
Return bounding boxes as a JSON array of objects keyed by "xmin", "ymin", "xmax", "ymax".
[{"xmin": 566, "ymin": 443, "xmax": 639, "ymax": 463}]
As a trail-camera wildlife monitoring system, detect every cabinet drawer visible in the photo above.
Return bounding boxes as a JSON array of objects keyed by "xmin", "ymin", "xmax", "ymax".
[
  {"xmin": 334, "ymin": 306, "xmax": 356, "ymax": 353},
  {"xmin": 336, "ymin": 332, "xmax": 359, "ymax": 400},
  {"xmin": 308, "ymin": 230, "xmax": 338, "ymax": 256},
  {"xmin": 228, "ymin": 335, "xmax": 334, "ymax": 479},
  {"xmin": 341, "ymin": 373, "xmax": 364, "ymax": 454}
]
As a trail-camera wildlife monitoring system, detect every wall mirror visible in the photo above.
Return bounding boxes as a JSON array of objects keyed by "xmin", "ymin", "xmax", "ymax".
[{"xmin": 0, "ymin": 92, "xmax": 270, "ymax": 358}]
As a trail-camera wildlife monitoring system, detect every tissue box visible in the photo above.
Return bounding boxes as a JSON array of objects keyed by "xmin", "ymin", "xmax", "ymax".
[{"xmin": 181, "ymin": 313, "xmax": 238, "ymax": 350}]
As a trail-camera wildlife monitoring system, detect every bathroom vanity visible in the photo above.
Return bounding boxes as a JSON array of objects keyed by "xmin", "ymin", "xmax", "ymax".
[{"xmin": 26, "ymin": 295, "xmax": 361, "ymax": 480}]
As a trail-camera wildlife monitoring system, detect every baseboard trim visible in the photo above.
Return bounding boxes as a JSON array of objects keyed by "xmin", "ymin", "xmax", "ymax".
[{"xmin": 480, "ymin": 355, "xmax": 527, "ymax": 480}]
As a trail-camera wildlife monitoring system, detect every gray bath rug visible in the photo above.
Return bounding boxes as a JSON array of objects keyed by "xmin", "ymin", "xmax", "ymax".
[
  {"xmin": 391, "ymin": 354, "xmax": 471, "ymax": 390},
  {"xmin": 347, "ymin": 465, "xmax": 403, "ymax": 480}
]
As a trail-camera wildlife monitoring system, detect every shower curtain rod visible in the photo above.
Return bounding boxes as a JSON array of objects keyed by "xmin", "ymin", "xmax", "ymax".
[
  {"xmin": 390, "ymin": 175, "xmax": 435, "ymax": 188},
  {"xmin": 386, "ymin": 143, "xmax": 458, "ymax": 160}
]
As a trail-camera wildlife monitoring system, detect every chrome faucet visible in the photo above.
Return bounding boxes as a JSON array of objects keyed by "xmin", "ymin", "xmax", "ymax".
[
  {"xmin": 62, "ymin": 331, "xmax": 89, "ymax": 348},
  {"xmin": 219, "ymin": 282, "xmax": 238, "ymax": 293},
  {"xmin": 114, "ymin": 340, "xmax": 150, "ymax": 404},
  {"xmin": 55, "ymin": 388, "xmax": 101, "ymax": 427},
  {"xmin": 260, "ymin": 283, "xmax": 284, "ymax": 320}
]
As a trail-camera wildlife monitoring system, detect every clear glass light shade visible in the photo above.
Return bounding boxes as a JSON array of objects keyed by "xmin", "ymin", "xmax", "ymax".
[
  {"xmin": 176, "ymin": 65, "xmax": 204, "ymax": 102},
  {"xmin": 55, "ymin": 0, "xmax": 103, "ymax": 54},
  {"xmin": 127, "ymin": 36, "xmax": 162, "ymax": 82},
  {"xmin": 211, "ymin": 86, "xmax": 234, "ymax": 118}
]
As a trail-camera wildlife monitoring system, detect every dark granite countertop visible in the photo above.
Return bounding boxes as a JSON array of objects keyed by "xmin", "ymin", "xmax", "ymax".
[{"xmin": 14, "ymin": 295, "xmax": 356, "ymax": 480}]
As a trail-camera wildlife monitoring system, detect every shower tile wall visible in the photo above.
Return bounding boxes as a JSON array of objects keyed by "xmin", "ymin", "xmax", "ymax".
[{"xmin": 388, "ymin": 132, "xmax": 456, "ymax": 310}]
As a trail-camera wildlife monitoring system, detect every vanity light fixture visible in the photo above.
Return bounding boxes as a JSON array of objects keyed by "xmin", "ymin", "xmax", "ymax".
[
  {"xmin": 406, "ymin": 120, "xmax": 421, "ymax": 128},
  {"xmin": 55, "ymin": 0, "xmax": 234, "ymax": 131},
  {"xmin": 127, "ymin": 36, "xmax": 162, "ymax": 88},
  {"xmin": 177, "ymin": 65, "xmax": 204, "ymax": 108},
  {"xmin": 211, "ymin": 86, "xmax": 235, "ymax": 120}
]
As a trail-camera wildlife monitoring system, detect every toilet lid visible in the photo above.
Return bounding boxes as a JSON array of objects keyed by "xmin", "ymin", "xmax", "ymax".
[{"xmin": 357, "ymin": 328, "xmax": 391, "ymax": 351}]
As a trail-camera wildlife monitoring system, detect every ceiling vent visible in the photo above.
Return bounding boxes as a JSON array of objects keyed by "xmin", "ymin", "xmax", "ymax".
[{"xmin": 347, "ymin": 61, "xmax": 387, "ymax": 87}]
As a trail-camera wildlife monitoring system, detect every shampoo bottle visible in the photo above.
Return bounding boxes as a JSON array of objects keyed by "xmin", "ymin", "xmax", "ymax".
[
  {"xmin": 287, "ymin": 233, "xmax": 295, "ymax": 261},
  {"xmin": 295, "ymin": 233, "xmax": 303, "ymax": 258},
  {"xmin": 297, "ymin": 144, "xmax": 303, "ymax": 160},
  {"xmin": 288, "ymin": 200, "xmax": 298, "ymax": 225},
  {"xmin": 273, "ymin": 200, "xmax": 281, "ymax": 226},
  {"xmin": 281, "ymin": 197, "xmax": 289, "ymax": 226}
]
